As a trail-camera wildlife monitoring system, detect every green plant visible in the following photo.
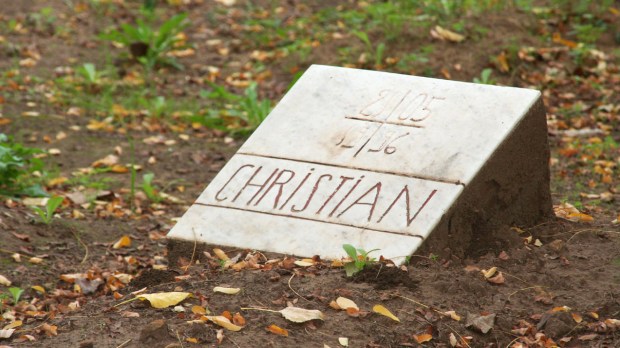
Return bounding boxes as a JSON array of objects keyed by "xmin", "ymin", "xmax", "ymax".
[
  {"xmin": 0, "ymin": 134, "xmax": 46, "ymax": 197},
  {"xmin": 142, "ymin": 172, "xmax": 163, "ymax": 203},
  {"xmin": 100, "ymin": 13, "xmax": 189, "ymax": 71},
  {"xmin": 76, "ymin": 63, "xmax": 103, "ymax": 85},
  {"xmin": 342, "ymin": 244, "xmax": 380, "ymax": 276},
  {"xmin": 8, "ymin": 287, "xmax": 25, "ymax": 305},
  {"xmin": 197, "ymin": 82, "xmax": 272, "ymax": 136},
  {"xmin": 351, "ymin": 30, "xmax": 386, "ymax": 68},
  {"xmin": 30, "ymin": 195, "xmax": 64, "ymax": 224},
  {"xmin": 473, "ymin": 68, "xmax": 496, "ymax": 84}
]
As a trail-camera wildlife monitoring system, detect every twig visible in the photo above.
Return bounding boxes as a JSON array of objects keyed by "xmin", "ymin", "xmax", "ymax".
[
  {"xmin": 396, "ymin": 295, "xmax": 458, "ymax": 320},
  {"xmin": 175, "ymin": 330, "xmax": 184, "ymax": 348},
  {"xmin": 71, "ymin": 229, "xmax": 89, "ymax": 264},
  {"xmin": 567, "ymin": 229, "xmax": 620, "ymax": 244},
  {"xmin": 239, "ymin": 307, "xmax": 279, "ymax": 313},
  {"xmin": 443, "ymin": 323, "xmax": 472, "ymax": 348},
  {"xmin": 182, "ymin": 228, "xmax": 198, "ymax": 273},
  {"xmin": 507, "ymin": 286, "xmax": 546, "ymax": 300},
  {"xmin": 115, "ymin": 338, "xmax": 132, "ymax": 348},
  {"xmin": 288, "ymin": 273, "xmax": 311, "ymax": 303}
]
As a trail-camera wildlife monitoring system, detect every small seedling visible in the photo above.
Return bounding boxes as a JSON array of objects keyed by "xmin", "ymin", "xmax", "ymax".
[
  {"xmin": 342, "ymin": 244, "xmax": 379, "ymax": 276},
  {"xmin": 142, "ymin": 172, "xmax": 163, "ymax": 203},
  {"xmin": 473, "ymin": 68, "xmax": 495, "ymax": 85},
  {"xmin": 8, "ymin": 287, "xmax": 24, "ymax": 305},
  {"xmin": 30, "ymin": 195, "xmax": 63, "ymax": 224}
]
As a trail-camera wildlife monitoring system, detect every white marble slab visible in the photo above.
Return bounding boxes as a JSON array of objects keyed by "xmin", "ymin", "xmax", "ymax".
[{"xmin": 168, "ymin": 65, "xmax": 546, "ymax": 262}]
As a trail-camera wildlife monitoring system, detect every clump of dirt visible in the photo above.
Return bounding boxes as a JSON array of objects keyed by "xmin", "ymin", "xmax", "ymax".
[
  {"xmin": 350, "ymin": 263, "xmax": 418, "ymax": 290},
  {"xmin": 128, "ymin": 269, "xmax": 178, "ymax": 291}
]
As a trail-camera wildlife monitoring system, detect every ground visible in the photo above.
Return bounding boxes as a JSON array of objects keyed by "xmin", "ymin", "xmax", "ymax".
[{"xmin": 0, "ymin": 1, "xmax": 619, "ymax": 347}]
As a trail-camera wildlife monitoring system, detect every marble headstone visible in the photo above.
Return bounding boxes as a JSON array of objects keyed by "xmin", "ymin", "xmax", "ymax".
[{"xmin": 167, "ymin": 65, "xmax": 552, "ymax": 263}]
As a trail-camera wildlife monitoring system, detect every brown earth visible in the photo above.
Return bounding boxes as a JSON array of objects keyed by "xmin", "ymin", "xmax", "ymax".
[{"xmin": 1, "ymin": 1, "xmax": 619, "ymax": 347}]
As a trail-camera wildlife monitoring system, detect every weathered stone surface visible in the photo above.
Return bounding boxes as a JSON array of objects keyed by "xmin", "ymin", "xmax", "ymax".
[{"xmin": 167, "ymin": 65, "xmax": 552, "ymax": 262}]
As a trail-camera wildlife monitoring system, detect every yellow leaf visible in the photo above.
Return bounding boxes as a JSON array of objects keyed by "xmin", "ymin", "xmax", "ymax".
[
  {"xmin": 552, "ymin": 306, "xmax": 571, "ymax": 312},
  {"xmin": 29, "ymin": 257, "xmax": 44, "ymax": 264},
  {"xmin": 335, "ymin": 297, "xmax": 358, "ymax": 310},
  {"xmin": 431, "ymin": 25, "xmax": 465, "ymax": 42},
  {"xmin": 186, "ymin": 337, "xmax": 198, "ymax": 343},
  {"xmin": 192, "ymin": 306, "xmax": 207, "ymax": 315},
  {"xmin": 113, "ymin": 235, "xmax": 131, "ymax": 249},
  {"xmin": 213, "ymin": 286, "xmax": 241, "ymax": 295},
  {"xmin": 481, "ymin": 267, "xmax": 497, "ymax": 279},
  {"xmin": 338, "ymin": 337, "xmax": 349, "ymax": 346},
  {"xmin": 266, "ymin": 324, "xmax": 288, "ymax": 336},
  {"xmin": 3, "ymin": 320, "xmax": 22, "ymax": 330},
  {"xmin": 206, "ymin": 316, "xmax": 242, "ymax": 331},
  {"xmin": 444, "ymin": 310, "xmax": 461, "ymax": 321},
  {"xmin": 31, "ymin": 285, "xmax": 46, "ymax": 293},
  {"xmin": 213, "ymin": 248, "xmax": 229, "ymax": 260},
  {"xmin": 413, "ymin": 333, "xmax": 433, "ymax": 343},
  {"xmin": 372, "ymin": 304, "xmax": 400, "ymax": 322},
  {"xmin": 137, "ymin": 292, "xmax": 191, "ymax": 309},
  {"xmin": 571, "ymin": 312, "xmax": 583, "ymax": 323}
]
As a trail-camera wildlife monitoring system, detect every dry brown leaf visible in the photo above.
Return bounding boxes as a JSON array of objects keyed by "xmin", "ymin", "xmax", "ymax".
[
  {"xmin": 112, "ymin": 235, "xmax": 131, "ymax": 249},
  {"xmin": 413, "ymin": 333, "xmax": 433, "ymax": 343},
  {"xmin": 91, "ymin": 154, "xmax": 119, "ymax": 168},
  {"xmin": 233, "ymin": 312, "xmax": 246, "ymax": 326},
  {"xmin": 266, "ymin": 324, "xmax": 288, "ymax": 336},
  {"xmin": 41, "ymin": 323, "xmax": 58, "ymax": 336},
  {"xmin": 191, "ymin": 306, "xmax": 207, "ymax": 315},
  {"xmin": 487, "ymin": 272, "xmax": 505, "ymax": 285},
  {"xmin": 571, "ymin": 312, "xmax": 583, "ymax": 323}
]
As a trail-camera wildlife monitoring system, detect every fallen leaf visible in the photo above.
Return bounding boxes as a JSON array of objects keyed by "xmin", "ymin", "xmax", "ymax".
[
  {"xmin": 192, "ymin": 306, "xmax": 207, "ymax": 315},
  {"xmin": 206, "ymin": 316, "xmax": 242, "ymax": 331},
  {"xmin": 0, "ymin": 328, "xmax": 15, "ymax": 338},
  {"xmin": 487, "ymin": 272, "xmax": 505, "ymax": 285},
  {"xmin": 413, "ymin": 333, "xmax": 433, "ymax": 343},
  {"xmin": 213, "ymin": 248, "xmax": 229, "ymax": 260},
  {"xmin": 444, "ymin": 310, "xmax": 462, "ymax": 321},
  {"xmin": 0, "ymin": 275, "xmax": 11, "ymax": 286},
  {"xmin": 335, "ymin": 297, "xmax": 358, "ymax": 310},
  {"xmin": 266, "ymin": 324, "xmax": 288, "ymax": 336},
  {"xmin": 120, "ymin": 311, "xmax": 140, "ymax": 317},
  {"xmin": 91, "ymin": 154, "xmax": 119, "ymax": 168},
  {"xmin": 41, "ymin": 323, "xmax": 58, "ymax": 336},
  {"xmin": 137, "ymin": 292, "xmax": 191, "ymax": 308},
  {"xmin": 578, "ymin": 333, "xmax": 598, "ymax": 341},
  {"xmin": 465, "ymin": 312, "xmax": 496, "ymax": 334},
  {"xmin": 294, "ymin": 260, "xmax": 314, "ymax": 267},
  {"xmin": 481, "ymin": 267, "xmax": 497, "ymax": 279},
  {"xmin": 29, "ymin": 257, "xmax": 44, "ymax": 264},
  {"xmin": 372, "ymin": 304, "xmax": 400, "ymax": 322},
  {"xmin": 431, "ymin": 25, "xmax": 465, "ymax": 42},
  {"xmin": 31, "ymin": 285, "xmax": 45, "ymax": 293},
  {"xmin": 112, "ymin": 235, "xmax": 131, "ymax": 249},
  {"xmin": 213, "ymin": 286, "xmax": 241, "ymax": 295},
  {"xmin": 571, "ymin": 312, "xmax": 583, "ymax": 323},
  {"xmin": 232, "ymin": 312, "xmax": 246, "ymax": 326},
  {"xmin": 338, "ymin": 337, "xmax": 349, "ymax": 346},
  {"xmin": 280, "ymin": 306, "xmax": 324, "ymax": 323},
  {"xmin": 3, "ymin": 320, "xmax": 22, "ymax": 330}
]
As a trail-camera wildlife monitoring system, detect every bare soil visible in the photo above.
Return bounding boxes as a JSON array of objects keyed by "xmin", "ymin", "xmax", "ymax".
[{"xmin": 1, "ymin": 1, "xmax": 619, "ymax": 347}]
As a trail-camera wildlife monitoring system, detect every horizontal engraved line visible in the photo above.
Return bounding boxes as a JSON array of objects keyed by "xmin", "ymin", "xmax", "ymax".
[
  {"xmin": 345, "ymin": 115, "xmax": 424, "ymax": 128},
  {"xmin": 196, "ymin": 202, "xmax": 425, "ymax": 239},
  {"xmin": 235, "ymin": 152, "xmax": 465, "ymax": 186}
]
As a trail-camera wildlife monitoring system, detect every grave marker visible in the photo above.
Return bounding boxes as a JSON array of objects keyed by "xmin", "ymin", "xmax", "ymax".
[{"xmin": 168, "ymin": 65, "xmax": 552, "ymax": 262}]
